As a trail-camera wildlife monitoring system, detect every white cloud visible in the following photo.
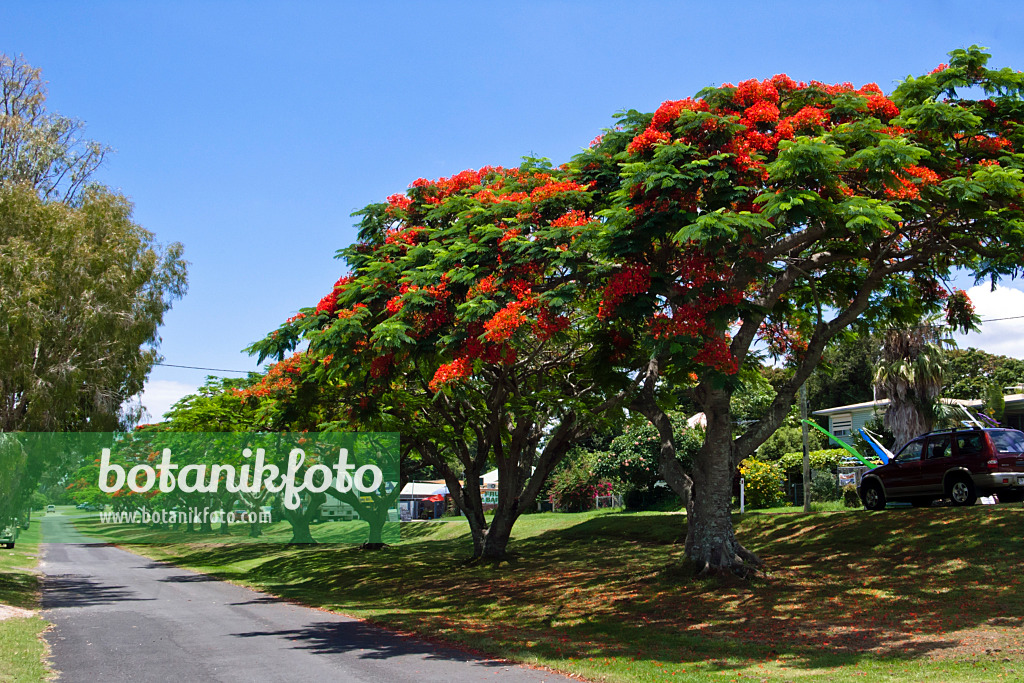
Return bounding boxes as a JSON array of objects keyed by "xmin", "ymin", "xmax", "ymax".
[
  {"xmin": 951, "ymin": 284, "xmax": 1024, "ymax": 359},
  {"xmin": 135, "ymin": 380, "xmax": 200, "ymax": 423}
]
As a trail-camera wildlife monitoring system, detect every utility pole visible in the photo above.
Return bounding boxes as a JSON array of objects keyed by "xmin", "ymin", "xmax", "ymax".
[{"xmin": 800, "ymin": 382, "xmax": 811, "ymax": 513}]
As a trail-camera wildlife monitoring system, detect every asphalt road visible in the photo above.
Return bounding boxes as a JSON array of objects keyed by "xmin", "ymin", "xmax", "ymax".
[{"xmin": 39, "ymin": 514, "xmax": 570, "ymax": 682}]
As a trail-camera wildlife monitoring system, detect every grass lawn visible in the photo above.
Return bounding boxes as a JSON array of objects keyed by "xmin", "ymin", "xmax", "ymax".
[
  {"xmin": 77, "ymin": 504, "xmax": 1024, "ymax": 682},
  {"xmin": 0, "ymin": 515, "xmax": 51, "ymax": 682}
]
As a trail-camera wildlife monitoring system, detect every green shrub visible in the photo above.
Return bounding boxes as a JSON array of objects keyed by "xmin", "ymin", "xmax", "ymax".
[
  {"xmin": 776, "ymin": 448, "xmax": 848, "ymax": 474},
  {"xmin": 757, "ymin": 424, "xmax": 826, "ymax": 461},
  {"xmin": 809, "ymin": 470, "xmax": 839, "ymax": 502},
  {"xmin": 843, "ymin": 484, "xmax": 861, "ymax": 508},
  {"xmin": 738, "ymin": 458, "xmax": 785, "ymax": 509}
]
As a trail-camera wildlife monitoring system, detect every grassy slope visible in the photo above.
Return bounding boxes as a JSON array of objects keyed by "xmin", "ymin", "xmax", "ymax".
[
  {"xmin": 78, "ymin": 505, "xmax": 1024, "ymax": 682},
  {"xmin": 0, "ymin": 516, "xmax": 50, "ymax": 682}
]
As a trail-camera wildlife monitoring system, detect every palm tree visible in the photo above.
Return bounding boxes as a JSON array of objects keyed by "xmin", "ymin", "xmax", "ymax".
[{"xmin": 873, "ymin": 320, "xmax": 952, "ymax": 449}]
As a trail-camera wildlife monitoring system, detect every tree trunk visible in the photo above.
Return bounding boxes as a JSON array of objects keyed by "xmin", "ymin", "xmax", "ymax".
[
  {"xmin": 362, "ymin": 511, "xmax": 387, "ymax": 550},
  {"xmin": 480, "ymin": 507, "xmax": 517, "ymax": 559},
  {"xmin": 285, "ymin": 510, "xmax": 316, "ymax": 544},
  {"xmin": 686, "ymin": 392, "xmax": 761, "ymax": 577},
  {"xmin": 218, "ymin": 505, "xmax": 230, "ymax": 535},
  {"xmin": 283, "ymin": 492, "xmax": 324, "ymax": 544}
]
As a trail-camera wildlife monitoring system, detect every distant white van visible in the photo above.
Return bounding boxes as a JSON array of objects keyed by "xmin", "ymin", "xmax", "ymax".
[{"xmin": 46, "ymin": 505, "xmax": 55, "ymax": 514}]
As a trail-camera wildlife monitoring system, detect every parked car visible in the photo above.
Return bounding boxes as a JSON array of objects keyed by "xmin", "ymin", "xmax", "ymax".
[
  {"xmin": 859, "ymin": 428, "xmax": 1024, "ymax": 510},
  {"xmin": 46, "ymin": 505, "xmax": 55, "ymax": 514},
  {"xmin": 1, "ymin": 524, "xmax": 15, "ymax": 549}
]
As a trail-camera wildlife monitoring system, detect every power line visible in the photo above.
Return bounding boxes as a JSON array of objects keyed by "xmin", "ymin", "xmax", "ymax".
[
  {"xmin": 974, "ymin": 314, "xmax": 1024, "ymax": 324},
  {"xmin": 153, "ymin": 362, "xmax": 253, "ymax": 374},
  {"xmin": 154, "ymin": 314, "xmax": 1024, "ymax": 375}
]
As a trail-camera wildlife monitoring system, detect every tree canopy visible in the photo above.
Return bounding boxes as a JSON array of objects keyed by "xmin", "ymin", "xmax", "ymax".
[
  {"xmin": 251, "ymin": 160, "xmax": 636, "ymax": 558},
  {"xmin": 569, "ymin": 45, "xmax": 1024, "ymax": 574}
]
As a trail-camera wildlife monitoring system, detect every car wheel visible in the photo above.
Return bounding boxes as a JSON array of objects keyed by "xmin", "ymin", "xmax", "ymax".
[
  {"xmin": 948, "ymin": 476, "xmax": 977, "ymax": 506},
  {"xmin": 863, "ymin": 482, "xmax": 886, "ymax": 511}
]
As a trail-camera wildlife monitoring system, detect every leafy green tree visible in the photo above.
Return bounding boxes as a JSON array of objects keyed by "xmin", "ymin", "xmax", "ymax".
[
  {"xmin": 573, "ymin": 46, "xmax": 1024, "ymax": 575},
  {"xmin": 0, "ymin": 186, "xmax": 186, "ymax": 432},
  {"xmin": 804, "ymin": 331, "xmax": 878, "ymax": 415},
  {"xmin": 0, "ymin": 54, "xmax": 109, "ymax": 202},
  {"xmin": 943, "ymin": 347, "xmax": 1024, "ymax": 400},
  {"xmin": 0, "ymin": 55, "xmax": 186, "ymax": 524}
]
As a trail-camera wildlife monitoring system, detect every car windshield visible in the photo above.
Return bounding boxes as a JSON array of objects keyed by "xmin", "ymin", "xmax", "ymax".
[
  {"xmin": 990, "ymin": 430, "xmax": 1024, "ymax": 454},
  {"xmin": 895, "ymin": 440, "xmax": 924, "ymax": 463}
]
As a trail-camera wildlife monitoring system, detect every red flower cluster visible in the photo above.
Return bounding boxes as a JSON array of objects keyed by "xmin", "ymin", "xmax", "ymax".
[
  {"xmin": 428, "ymin": 357, "xmax": 473, "ymax": 392},
  {"xmin": 315, "ymin": 291, "xmax": 337, "ymax": 315},
  {"xmin": 385, "ymin": 295, "xmax": 404, "ymax": 315},
  {"xmin": 529, "ymin": 179, "xmax": 589, "ymax": 202},
  {"xmin": 598, "ymin": 264, "xmax": 651, "ymax": 319},
  {"xmin": 551, "ymin": 210, "xmax": 593, "ymax": 228},
  {"xmin": 945, "ymin": 289, "xmax": 976, "ymax": 331},
  {"xmin": 498, "ymin": 228, "xmax": 521, "ymax": 245},
  {"xmin": 467, "ymin": 274, "xmax": 498, "ymax": 299},
  {"xmin": 370, "ymin": 353, "xmax": 394, "ymax": 379},
  {"xmin": 744, "ymin": 100, "xmax": 780, "ymax": 124},
  {"xmin": 386, "ymin": 193, "xmax": 412, "ymax": 213},
  {"xmin": 484, "ymin": 299, "xmax": 532, "ymax": 342},
  {"xmin": 411, "ymin": 169, "xmax": 485, "ymax": 204},
  {"xmin": 885, "ymin": 164, "xmax": 941, "ymax": 200},
  {"xmin": 384, "ymin": 227, "xmax": 423, "ymax": 246},
  {"xmin": 693, "ymin": 338, "xmax": 739, "ymax": 375},
  {"xmin": 628, "ymin": 98, "xmax": 709, "ymax": 154},
  {"xmin": 314, "ymin": 276, "xmax": 353, "ymax": 316},
  {"xmin": 536, "ymin": 307, "xmax": 569, "ymax": 340},
  {"xmin": 973, "ymin": 135, "xmax": 1012, "ymax": 154},
  {"xmin": 866, "ymin": 95, "xmax": 900, "ymax": 119},
  {"xmin": 235, "ymin": 354, "xmax": 304, "ymax": 400}
]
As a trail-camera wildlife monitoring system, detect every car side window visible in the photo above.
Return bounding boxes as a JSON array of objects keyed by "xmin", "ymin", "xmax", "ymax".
[
  {"xmin": 895, "ymin": 441, "xmax": 924, "ymax": 463},
  {"xmin": 956, "ymin": 432, "xmax": 985, "ymax": 456},
  {"xmin": 990, "ymin": 430, "xmax": 1024, "ymax": 454},
  {"xmin": 926, "ymin": 434, "xmax": 952, "ymax": 459}
]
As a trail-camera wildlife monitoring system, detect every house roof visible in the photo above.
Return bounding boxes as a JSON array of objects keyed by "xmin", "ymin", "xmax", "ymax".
[{"xmin": 812, "ymin": 397, "xmax": 983, "ymax": 416}]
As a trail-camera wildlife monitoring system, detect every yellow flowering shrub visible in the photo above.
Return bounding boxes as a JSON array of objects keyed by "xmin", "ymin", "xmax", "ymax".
[{"xmin": 738, "ymin": 458, "xmax": 785, "ymax": 509}]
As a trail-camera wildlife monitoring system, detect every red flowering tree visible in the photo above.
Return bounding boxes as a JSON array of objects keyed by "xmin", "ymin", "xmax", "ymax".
[
  {"xmin": 251, "ymin": 160, "xmax": 634, "ymax": 559},
  {"xmin": 572, "ymin": 46, "xmax": 1024, "ymax": 575}
]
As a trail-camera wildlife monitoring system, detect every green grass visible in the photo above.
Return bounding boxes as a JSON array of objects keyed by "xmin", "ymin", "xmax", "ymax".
[
  {"xmin": 0, "ymin": 515, "xmax": 51, "ymax": 682},
  {"xmin": 81, "ymin": 504, "xmax": 1024, "ymax": 682}
]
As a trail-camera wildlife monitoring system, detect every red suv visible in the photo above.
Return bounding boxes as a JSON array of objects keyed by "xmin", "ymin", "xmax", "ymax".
[{"xmin": 859, "ymin": 428, "xmax": 1024, "ymax": 510}]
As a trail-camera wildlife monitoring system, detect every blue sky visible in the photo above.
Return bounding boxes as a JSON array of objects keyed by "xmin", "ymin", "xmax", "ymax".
[{"xmin": 4, "ymin": 2, "xmax": 1024, "ymax": 419}]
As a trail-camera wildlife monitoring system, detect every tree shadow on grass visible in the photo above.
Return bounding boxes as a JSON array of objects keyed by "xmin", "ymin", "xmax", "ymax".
[
  {"xmin": 0, "ymin": 569, "xmax": 39, "ymax": 610},
  {"xmin": 120, "ymin": 506, "xmax": 1024, "ymax": 677}
]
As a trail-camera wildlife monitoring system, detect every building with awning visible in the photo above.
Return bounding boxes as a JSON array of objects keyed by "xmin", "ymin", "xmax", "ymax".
[{"xmin": 399, "ymin": 481, "xmax": 448, "ymax": 520}]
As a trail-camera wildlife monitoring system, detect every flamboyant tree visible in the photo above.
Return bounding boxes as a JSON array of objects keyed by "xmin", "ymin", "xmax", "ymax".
[
  {"xmin": 251, "ymin": 160, "xmax": 634, "ymax": 559},
  {"xmin": 571, "ymin": 46, "xmax": 1024, "ymax": 575}
]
